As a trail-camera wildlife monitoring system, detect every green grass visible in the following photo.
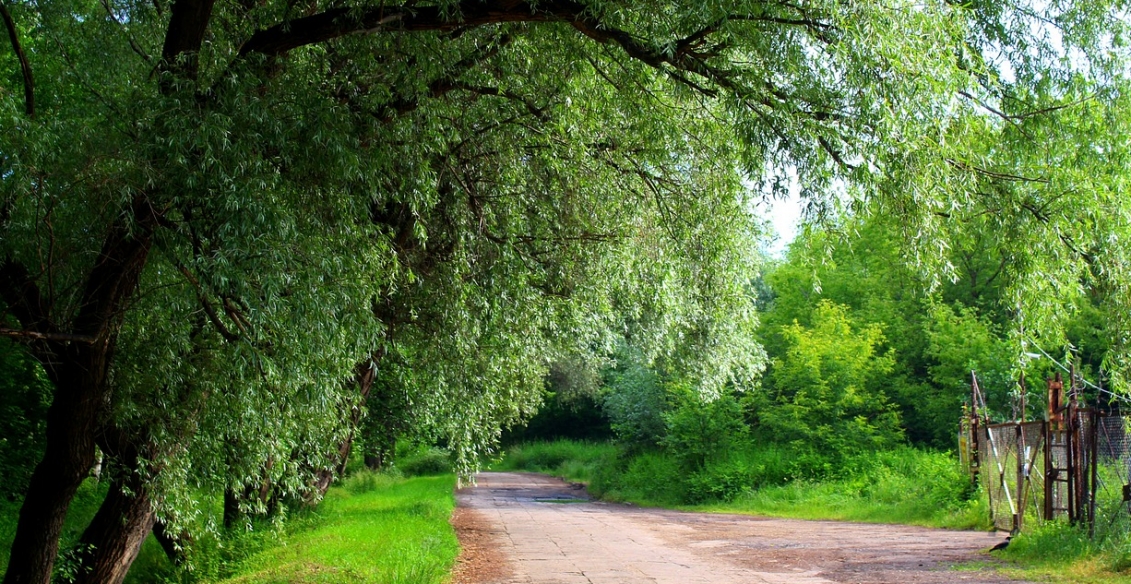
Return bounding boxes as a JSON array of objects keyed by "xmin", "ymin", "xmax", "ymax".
[
  {"xmin": 977, "ymin": 517, "xmax": 1131, "ymax": 583},
  {"xmin": 705, "ymin": 448, "xmax": 990, "ymax": 530},
  {"xmin": 494, "ymin": 439, "xmax": 617, "ymax": 484},
  {"xmin": 0, "ymin": 471, "xmax": 458, "ymax": 583},
  {"xmin": 0, "ymin": 478, "xmax": 110, "ymax": 578},
  {"xmin": 215, "ymin": 472, "xmax": 458, "ymax": 584}
]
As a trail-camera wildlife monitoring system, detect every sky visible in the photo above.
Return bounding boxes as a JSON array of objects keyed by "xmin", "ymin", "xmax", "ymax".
[{"xmin": 755, "ymin": 190, "xmax": 802, "ymax": 258}]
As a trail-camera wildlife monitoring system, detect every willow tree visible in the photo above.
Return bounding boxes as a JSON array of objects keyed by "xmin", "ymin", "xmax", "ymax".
[{"xmin": 0, "ymin": 0, "xmax": 1127, "ymax": 582}]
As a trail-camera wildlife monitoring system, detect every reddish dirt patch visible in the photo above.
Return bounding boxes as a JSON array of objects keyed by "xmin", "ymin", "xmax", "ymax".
[{"xmin": 450, "ymin": 504, "xmax": 514, "ymax": 584}]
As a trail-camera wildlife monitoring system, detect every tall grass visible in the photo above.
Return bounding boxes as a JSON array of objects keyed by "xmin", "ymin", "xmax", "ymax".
[
  {"xmin": 495, "ymin": 440, "xmax": 617, "ymax": 484},
  {"xmin": 214, "ymin": 472, "xmax": 458, "ymax": 584},
  {"xmin": 714, "ymin": 447, "xmax": 989, "ymax": 529},
  {"xmin": 501, "ymin": 440, "xmax": 988, "ymax": 529},
  {"xmin": 984, "ymin": 512, "xmax": 1131, "ymax": 583}
]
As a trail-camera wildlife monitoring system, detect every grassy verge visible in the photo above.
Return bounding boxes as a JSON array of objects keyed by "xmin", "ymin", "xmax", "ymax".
[
  {"xmin": 0, "ymin": 470, "xmax": 457, "ymax": 583},
  {"xmin": 983, "ymin": 520, "xmax": 1131, "ymax": 583},
  {"xmin": 215, "ymin": 472, "xmax": 458, "ymax": 584}
]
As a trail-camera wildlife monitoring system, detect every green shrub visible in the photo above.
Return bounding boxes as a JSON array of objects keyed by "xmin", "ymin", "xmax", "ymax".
[
  {"xmin": 498, "ymin": 440, "xmax": 618, "ymax": 484},
  {"xmin": 662, "ymin": 386, "xmax": 748, "ymax": 472},
  {"xmin": 398, "ymin": 448, "xmax": 451, "ymax": 476},
  {"xmin": 592, "ymin": 450, "xmax": 686, "ymax": 505},
  {"xmin": 755, "ymin": 301, "xmax": 904, "ymax": 461},
  {"xmin": 601, "ymin": 346, "xmax": 667, "ymax": 447}
]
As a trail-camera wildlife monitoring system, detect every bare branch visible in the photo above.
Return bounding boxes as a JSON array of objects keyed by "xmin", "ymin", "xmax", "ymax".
[
  {"xmin": 0, "ymin": 328, "xmax": 97, "ymax": 343},
  {"xmin": 946, "ymin": 158, "xmax": 1049, "ymax": 184}
]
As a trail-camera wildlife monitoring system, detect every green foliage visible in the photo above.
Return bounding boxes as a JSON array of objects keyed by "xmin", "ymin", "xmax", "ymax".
[
  {"xmin": 4, "ymin": 0, "xmax": 1131, "ymax": 579},
  {"xmin": 756, "ymin": 300, "xmax": 903, "ymax": 457},
  {"xmin": 924, "ymin": 304, "xmax": 1016, "ymax": 422},
  {"xmin": 0, "ymin": 339, "xmax": 50, "ymax": 500},
  {"xmin": 600, "ymin": 346, "xmax": 669, "ymax": 447},
  {"xmin": 661, "ymin": 385, "xmax": 749, "ymax": 472}
]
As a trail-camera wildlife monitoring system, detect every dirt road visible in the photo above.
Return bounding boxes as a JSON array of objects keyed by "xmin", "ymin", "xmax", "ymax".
[{"xmin": 452, "ymin": 472, "xmax": 1025, "ymax": 584}]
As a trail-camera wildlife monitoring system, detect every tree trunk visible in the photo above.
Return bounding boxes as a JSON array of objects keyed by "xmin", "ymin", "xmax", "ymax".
[
  {"xmin": 152, "ymin": 521, "xmax": 189, "ymax": 566},
  {"xmin": 310, "ymin": 360, "xmax": 377, "ymax": 499},
  {"xmin": 223, "ymin": 488, "xmax": 241, "ymax": 530},
  {"xmin": 2, "ymin": 346, "xmax": 108, "ymax": 584},
  {"xmin": 1, "ymin": 207, "xmax": 154, "ymax": 584},
  {"xmin": 72, "ymin": 475, "xmax": 157, "ymax": 584}
]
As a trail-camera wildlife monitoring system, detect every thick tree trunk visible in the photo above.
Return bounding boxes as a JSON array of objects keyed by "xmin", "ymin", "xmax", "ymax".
[
  {"xmin": 223, "ymin": 488, "xmax": 241, "ymax": 530},
  {"xmin": 1, "ymin": 206, "xmax": 154, "ymax": 584},
  {"xmin": 2, "ymin": 346, "xmax": 108, "ymax": 584},
  {"xmin": 72, "ymin": 475, "xmax": 157, "ymax": 584}
]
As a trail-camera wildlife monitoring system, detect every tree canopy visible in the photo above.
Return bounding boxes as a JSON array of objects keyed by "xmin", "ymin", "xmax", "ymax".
[{"xmin": 1, "ymin": 0, "xmax": 1130, "ymax": 582}]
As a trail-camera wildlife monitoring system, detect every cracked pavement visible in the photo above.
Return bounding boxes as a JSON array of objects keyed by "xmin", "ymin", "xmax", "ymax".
[{"xmin": 453, "ymin": 472, "xmax": 1028, "ymax": 584}]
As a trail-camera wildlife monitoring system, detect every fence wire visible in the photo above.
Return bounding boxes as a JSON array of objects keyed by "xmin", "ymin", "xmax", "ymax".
[
  {"xmin": 977, "ymin": 422, "xmax": 1045, "ymax": 532},
  {"xmin": 974, "ymin": 412, "xmax": 1131, "ymax": 536}
]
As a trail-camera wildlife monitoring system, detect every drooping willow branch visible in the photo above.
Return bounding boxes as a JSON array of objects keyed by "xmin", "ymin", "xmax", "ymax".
[{"xmin": 0, "ymin": 0, "xmax": 33, "ymax": 117}]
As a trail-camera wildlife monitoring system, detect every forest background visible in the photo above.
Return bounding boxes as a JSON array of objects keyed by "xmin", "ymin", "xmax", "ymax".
[{"xmin": 3, "ymin": 0, "xmax": 1131, "ymax": 582}]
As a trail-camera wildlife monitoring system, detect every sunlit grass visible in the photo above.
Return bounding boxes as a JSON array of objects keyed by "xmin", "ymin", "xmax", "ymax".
[
  {"xmin": 704, "ymin": 473, "xmax": 990, "ymax": 529},
  {"xmin": 493, "ymin": 439, "xmax": 617, "ymax": 484},
  {"xmin": 217, "ymin": 472, "xmax": 458, "ymax": 584}
]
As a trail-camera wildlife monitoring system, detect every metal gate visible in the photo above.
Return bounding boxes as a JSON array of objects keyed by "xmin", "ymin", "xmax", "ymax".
[{"xmin": 965, "ymin": 372, "xmax": 1131, "ymax": 536}]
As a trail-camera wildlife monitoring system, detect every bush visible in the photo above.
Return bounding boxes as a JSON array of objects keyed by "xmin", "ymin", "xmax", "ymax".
[
  {"xmin": 662, "ymin": 386, "xmax": 748, "ymax": 472},
  {"xmin": 592, "ymin": 450, "xmax": 686, "ymax": 505},
  {"xmin": 398, "ymin": 447, "xmax": 451, "ymax": 477},
  {"xmin": 685, "ymin": 444, "xmax": 799, "ymax": 503},
  {"xmin": 601, "ymin": 347, "xmax": 667, "ymax": 447},
  {"xmin": 755, "ymin": 301, "xmax": 904, "ymax": 461}
]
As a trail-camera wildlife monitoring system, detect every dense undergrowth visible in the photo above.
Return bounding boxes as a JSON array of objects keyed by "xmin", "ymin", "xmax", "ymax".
[
  {"xmin": 496, "ymin": 439, "xmax": 986, "ymax": 528},
  {"xmin": 498, "ymin": 439, "xmax": 1131, "ymax": 582}
]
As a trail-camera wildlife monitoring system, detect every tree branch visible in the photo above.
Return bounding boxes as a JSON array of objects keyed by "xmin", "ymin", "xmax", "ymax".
[
  {"xmin": 161, "ymin": 0, "xmax": 217, "ymax": 77},
  {"xmin": 1, "ymin": 0, "xmax": 34, "ymax": 117},
  {"xmin": 240, "ymin": 1, "xmax": 562, "ymax": 57},
  {"xmin": 0, "ymin": 328, "xmax": 97, "ymax": 343}
]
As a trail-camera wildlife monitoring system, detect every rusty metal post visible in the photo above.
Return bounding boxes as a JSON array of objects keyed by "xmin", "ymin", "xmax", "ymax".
[
  {"xmin": 1067, "ymin": 392, "xmax": 1077, "ymax": 523},
  {"xmin": 1085, "ymin": 407, "xmax": 1094, "ymax": 536},
  {"xmin": 1015, "ymin": 422, "xmax": 1024, "ymax": 533},
  {"xmin": 970, "ymin": 377, "xmax": 981, "ymax": 487},
  {"xmin": 1049, "ymin": 373, "xmax": 1063, "ymax": 431},
  {"xmin": 1044, "ymin": 417, "xmax": 1053, "ymax": 521}
]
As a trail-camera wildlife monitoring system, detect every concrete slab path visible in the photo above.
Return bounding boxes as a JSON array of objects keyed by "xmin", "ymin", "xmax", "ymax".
[{"xmin": 453, "ymin": 471, "xmax": 1028, "ymax": 584}]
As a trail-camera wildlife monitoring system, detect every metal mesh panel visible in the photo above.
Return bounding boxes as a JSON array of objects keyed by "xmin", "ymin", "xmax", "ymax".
[
  {"xmin": 1093, "ymin": 414, "xmax": 1131, "ymax": 533},
  {"xmin": 977, "ymin": 422, "xmax": 1045, "ymax": 532}
]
